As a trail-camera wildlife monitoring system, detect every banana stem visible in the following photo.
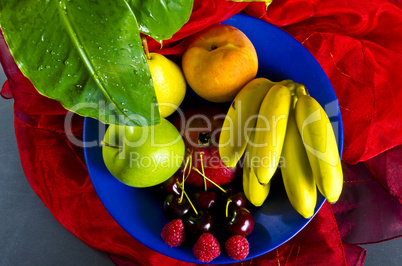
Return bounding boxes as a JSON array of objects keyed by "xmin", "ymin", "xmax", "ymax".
[
  {"xmin": 295, "ymin": 84, "xmax": 308, "ymax": 98},
  {"xmin": 287, "ymin": 82, "xmax": 308, "ymax": 109},
  {"xmin": 291, "ymin": 95, "xmax": 298, "ymax": 110},
  {"xmin": 286, "ymin": 82, "xmax": 297, "ymax": 93}
]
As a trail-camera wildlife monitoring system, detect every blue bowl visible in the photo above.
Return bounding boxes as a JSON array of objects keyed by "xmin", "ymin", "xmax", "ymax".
[{"xmin": 83, "ymin": 14, "xmax": 343, "ymax": 264}]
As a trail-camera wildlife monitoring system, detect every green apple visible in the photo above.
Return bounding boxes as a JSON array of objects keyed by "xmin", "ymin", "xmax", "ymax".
[{"xmin": 102, "ymin": 118, "xmax": 185, "ymax": 188}]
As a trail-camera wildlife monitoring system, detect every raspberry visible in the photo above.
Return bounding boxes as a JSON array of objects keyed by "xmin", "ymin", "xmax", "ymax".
[
  {"xmin": 193, "ymin": 233, "xmax": 221, "ymax": 262},
  {"xmin": 225, "ymin": 235, "xmax": 249, "ymax": 260},
  {"xmin": 161, "ymin": 219, "xmax": 185, "ymax": 247}
]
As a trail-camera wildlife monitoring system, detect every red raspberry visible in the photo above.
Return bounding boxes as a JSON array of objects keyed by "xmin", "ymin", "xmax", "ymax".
[
  {"xmin": 225, "ymin": 235, "xmax": 249, "ymax": 260},
  {"xmin": 193, "ymin": 233, "xmax": 221, "ymax": 262},
  {"xmin": 161, "ymin": 219, "xmax": 185, "ymax": 247}
]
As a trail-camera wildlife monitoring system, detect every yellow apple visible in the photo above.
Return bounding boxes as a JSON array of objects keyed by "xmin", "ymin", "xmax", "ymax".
[
  {"xmin": 182, "ymin": 24, "xmax": 258, "ymax": 103},
  {"xmin": 142, "ymin": 37, "xmax": 186, "ymax": 118},
  {"xmin": 147, "ymin": 53, "xmax": 187, "ymax": 118}
]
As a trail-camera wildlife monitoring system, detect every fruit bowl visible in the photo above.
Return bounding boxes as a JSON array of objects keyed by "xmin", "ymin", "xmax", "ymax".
[{"xmin": 83, "ymin": 14, "xmax": 343, "ymax": 264}]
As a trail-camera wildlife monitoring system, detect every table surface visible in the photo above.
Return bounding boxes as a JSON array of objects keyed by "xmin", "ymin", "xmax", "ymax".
[{"xmin": 0, "ymin": 66, "xmax": 401, "ymax": 265}]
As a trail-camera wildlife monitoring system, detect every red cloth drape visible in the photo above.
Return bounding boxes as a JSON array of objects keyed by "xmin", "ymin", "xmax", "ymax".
[{"xmin": 1, "ymin": 0, "xmax": 402, "ymax": 264}]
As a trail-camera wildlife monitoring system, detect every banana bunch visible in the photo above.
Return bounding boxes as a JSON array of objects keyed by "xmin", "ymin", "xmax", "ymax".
[{"xmin": 219, "ymin": 78, "xmax": 343, "ymax": 218}]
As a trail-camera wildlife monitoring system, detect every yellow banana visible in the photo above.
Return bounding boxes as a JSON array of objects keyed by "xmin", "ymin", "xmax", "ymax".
[
  {"xmin": 219, "ymin": 78, "xmax": 292, "ymax": 168},
  {"xmin": 252, "ymin": 84, "xmax": 292, "ymax": 185},
  {"xmin": 295, "ymin": 94, "xmax": 343, "ymax": 203},
  {"xmin": 281, "ymin": 107, "xmax": 317, "ymax": 219},
  {"xmin": 243, "ymin": 132, "xmax": 271, "ymax": 207}
]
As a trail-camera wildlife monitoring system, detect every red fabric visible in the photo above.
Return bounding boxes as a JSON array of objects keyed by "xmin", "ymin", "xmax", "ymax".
[
  {"xmin": 1, "ymin": 0, "xmax": 402, "ymax": 265},
  {"xmin": 332, "ymin": 150, "xmax": 402, "ymax": 245}
]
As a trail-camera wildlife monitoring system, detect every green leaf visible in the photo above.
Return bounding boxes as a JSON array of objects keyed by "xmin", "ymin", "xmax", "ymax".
[
  {"xmin": 0, "ymin": 0, "xmax": 193, "ymax": 126},
  {"xmin": 127, "ymin": 0, "xmax": 194, "ymax": 43}
]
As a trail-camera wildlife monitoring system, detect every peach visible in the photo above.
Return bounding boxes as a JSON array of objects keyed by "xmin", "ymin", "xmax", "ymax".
[{"xmin": 182, "ymin": 24, "xmax": 258, "ymax": 103}]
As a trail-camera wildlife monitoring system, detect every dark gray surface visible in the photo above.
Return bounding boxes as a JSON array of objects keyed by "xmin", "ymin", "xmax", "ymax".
[
  {"xmin": 363, "ymin": 239, "xmax": 402, "ymax": 265},
  {"xmin": 0, "ymin": 66, "xmax": 401, "ymax": 265},
  {"xmin": 0, "ymin": 67, "xmax": 113, "ymax": 266}
]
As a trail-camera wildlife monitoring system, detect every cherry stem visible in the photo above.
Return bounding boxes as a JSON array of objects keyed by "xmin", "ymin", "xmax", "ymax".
[
  {"xmin": 141, "ymin": 37, "xmax": 151, "ymax": 60},
  {"xmin": 192, "ymin": 167, "xmax": 226, "ymax": 194},
  {"xmin": 225, "ymin": 199, "xmax": 232, "ymax": 218},
  {"xmin": 179, "ymin": 155, "xmax": 193, "ymax": 204},
  {"xmin": 183, "ymin": 189, "xmax": 198, "ymax": 216},
  {"xmin": 199, "ymin": 152, "xmax": 207, "ymax": 191},
  {"xmin": 175, "ymin": 180, "xmax": 184, "ymax": 204},
  {"xmin": 185, "ymin": 155, "xmax": 192, "ymax": 181},
  {"xmin": 100, "ymin": 140, "xmax": 121, "ymax": 149}
]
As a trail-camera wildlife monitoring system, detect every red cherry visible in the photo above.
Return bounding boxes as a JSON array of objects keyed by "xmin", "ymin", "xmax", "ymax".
[
  {"xmin": 225, "ymin": 189, "xmax": 247, "ymax": 208},
  {"xmin": 163, "ymin": 194, "xmax": 191, "ymax": 221},
  {"xmin": 159, "ymin": 175, "xmax": 182, "ymax": 196},
  {"xmin": 225, "ymin": 206, "xmax": 254, "ymax": 237},
  {"xmin": 185, "ymin": 210, "xmax": 215, "ymax": 242},
  {"xmin": 193, "ymin": 191, "xmax": 218, "ymax": 210}
]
